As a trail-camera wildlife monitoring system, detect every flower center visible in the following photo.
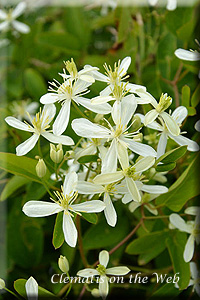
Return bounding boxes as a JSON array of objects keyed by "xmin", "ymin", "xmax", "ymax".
[
  {"xmin": 156, "ymin": 93, "xmax": 172, "ymax": 113},
  {"xmin": 104, "ymin": 184, "xmax": 116, "ymax": 195},
  {"xmin": 52, "ymin": 187, "xmax": 78, "ymax": 211},
  {"xmin": 192, "ymin": 228, "xmax": 200, "ymax": 237},
  {"xmin": 123, "ymin": 167, "xmax": 141, "ymax": 180},
  {"xmin": 103, "ymin": 60, "xmax": 129, "ymax": 85},
  {"xmin": 92, "ymin": 138, "xmax": 101, "ymax": 146},
  {"xmin": 57, "ymin": 81, "xmax": 73, "ymax": 98},
  {"xmin": 96, "ymin": 264, "xmax": 106, "ymax": 276},
  {"xmin": 114, "ymin": 124, "xmax": 123, "ymax": 138},
  {"xmin": 112, "ymin": 83, "xmax": 129, "ymax": 101},
  {"xmin": 24, "ymin": 109, "xmax": 50, "ymax": 134}
]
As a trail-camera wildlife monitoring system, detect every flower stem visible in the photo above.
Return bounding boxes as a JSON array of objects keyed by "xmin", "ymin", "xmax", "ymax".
[
  {"xmin": 72, "ymin": 101, "xmax": 89, "ymax": 120},
  {"xmin": 76, "ymin": 215, "xmax": 88, "ymax": 268}
]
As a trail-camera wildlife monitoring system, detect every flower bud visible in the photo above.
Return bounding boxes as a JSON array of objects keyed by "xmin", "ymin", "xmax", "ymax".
[
  {"xmin": 91, "ymin": 288, "xmax": 100, "ymax": 298},
  {"xmin": 58, "ymin": 255, "xmax": 69, "ymax": 273},
  {"xmin": 36, "ymin": 159, "xmax": 47, "ymax": 178},
  {"xmin": 0, "ymin": 278, "xmax": 5, "ymax": 290},
  {"xmin": 50, "ymin": 144, "xmax": 63, "ymax": 163}
]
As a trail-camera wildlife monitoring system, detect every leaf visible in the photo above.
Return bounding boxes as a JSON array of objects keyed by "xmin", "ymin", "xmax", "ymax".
[
  {"xmin": 52, "ymin": 212, "xmax": 64, "ymax": 249},
  {"xmin": 0, "ymin": 152, "xmax": 49, "ymax": 183},
  {"xmin": 156, "ymin": 162, "xmax": 176, "ymax": 172},
  {"xmin": 166, "ymin": 231, "xmax": 190, "ymax": 290},
  {"xmin": 150, "ymin": 283, "xmax": 181, "ymax": 299},
  {"xmin": 181, "ymin": 85, "xmax": 190, "ymax": 108},
  {"xmin": 176, "ymin": 19, "xmax": 195, "ymax": 42},
  {"xmin": 156, "ymin": 153, "xmax": 200, "ymax": 211},
  {"xmin": 78, "ymin": 155, "xmax": 99, "ymax": 164},
  {"xmin": 191, "ymin": 84, "xmax": 200, "ymax": 108},
  {"xmin": 156, "ymin": 146, "xmax": 187, "ymax": 165},
  {"xmin": 14, "ymin": 279, "xmax": 57, "ymax": 299},
  {"xmin": 24, "ymin": 68, "xmax": 47, "ymax": 100},
  {"xmin": 117, "ymin": 7, "xmax": 132, "ymax": 43},
  {"xmin": 126, "ymin": 231, "xmax": 169, "ymax": 262},
  {"xmin": 0, "ymin": 175, "xmax": 30, "ymax": 201},
  {"xmin": 81, "ymin": 212, "xmax": 97, "ymax": 224}
]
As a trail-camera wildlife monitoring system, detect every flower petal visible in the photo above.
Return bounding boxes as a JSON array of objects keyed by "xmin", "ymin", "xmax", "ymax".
[
  {"xmin": 185, "ymin": 206, "xmax": 200, "ymax": 216},
  {"xmin": 170, "ymin": 134, "xmax": 199, "ymax": 152},
  {"xmin": 25, "ymin": 276, "xmax": 38, "ymax": 300},
  {"xmin": 93, "ymin": 172, "xmax": 124, "ymax": 185},
  {"xmin": 103, "ymin": 194, "xmax": 117, "ymax": 227},
  {"xmin": 144, "ymin": 109, "xmax": 159, "ymax": 125},
  {"xmin": 106, "ymin": 266, "xmax": 130, "ymax": 276},
  {"xmin": 195, "ymin": 119, "xmax": 200, "ymax": 132},
  {"xmin": 99, "ymin": 275, "xmax": 109, "ymax": 298},
  {"xmin": 0, "ymin": 21, "xmax": 9, "ymax": 31},
  {"xmin": 91, "ymin": 95, "xmax": 114, "ymax": 105},
  {"xmin": 161, "ymin": 112, "xmax": 180, "ymax": 136},
  {"xmin": 77, "ymin": 96, "xmax": 112, "ymax": 114},
  {"xmin": 0, "ymin": 10, "xmax": 7, "ymax": 20},
  {"xmin": 63, "ymin": 212, "xmax": 78, "ymax": 247},
  {"xmin": 169, "ymin": 214, "xmax": 191, "ymax": 234},
  {"xmin": 102, "ymin": 139, "xmax": 117, "ymax": 173},
  {"xmin": 128, "ymin": 201, "xmax": 141, "ymax": 212},
  {"xmin": 126, "ymin": 83, "xmax": 146, "ymax": 93},
  {"xmin": 63, "ymin": 172, "xmax": 78, "ymax": 196},
  {"xmin": 16, "ymin": 134, "xmax": 39, "ymax": 156},
  {"xmin": 75, "ymin": 144, "xmax": 97, "ymax": 161},
  {"xmin": 125, "ymin": 178, "xmax": 141, "ymax": 202},
  {"xmin": 42, "ymin": 132, "xmax": 74, "ymax": 146},
  {"xmin": 40, "ymin": 93, "xmax": 59, "ymax": 104},
  {"xmin": 141, "ymin": 184, "xmax": 168, "ymax": 194},
  {"xmin": 99, "ymin": 250, "xmax": 109, "ymax": 267},
  {"xmin": 5, "ymin": 116, "xmax": 30, "ymax": 131},
  {"xmin": 124, "ymin": 138, "xmax": 157, "ymax": 157},
  {"xmin": 111, "ymin": 101, "xmax": 121, "ymax": 125},
  {"xmin": 72, "ymin": 118, "xmax": 110, "ymax": 139},
  {"xmin": 119, "ymin": 56, "xmax": 131, "ymax": 75},
  {"xmin": 137, "ymin": 91, "xmax": 158, "ymax": 108},
  {"xmin": 157, "ymin": 132, "xmax": 168, "ymax": 159},
  {"xmin": 167, "ymin": 0, "xmax": 177, "ymax": 10},
  {"xmin": 71, "ymin": 200, "xmax": 105, "ymax": 213},
  {"xmin": 42, "ymin": 104, "xmax": 56, "ymax": 125},
  {"xmin": 190, "ymin": 262, "xmax": 198, "ymax": 280},
  {"xmin": 12, "ymin": 2, "xmax": 26, "ymax": 18},
  {"xmin": 90, "ymin": 70, "xmax": 108, "ymax": 82},
  {"xmin": 184, "ymin": 235, "xmax": 195, "ymax": 262},
  {"xmin": 77, "ymin": 181, "xmax": 103, "ymax": 194},
  {"xmin": 136, "ymin": 113, "xmax": 162, "ymax": 131},
  {"xmin": 77, "ymin": 269, "xmax": 99, "ymax": 277},
  {"xmin": 23, "ymin": 201, "xmax": 62, "ymax": 217},
  {"xmin": 134, "ymin": 156, "xmax": 155, "ymax": 173},
  {"xmin": 12, "ymin": 20, "xmax": 30, "ymax": 34},
  {"xmin": 117, "ymin": 141, "xmax": 129, "ymax": 169},
  {"xmin": 53, "ymin": 100, "xmax": 71, "ymax": 136},
  {"xmin": 122, "ymin": 193, "xmax": 133, "ymax": 204},
  {"xmin": 175, "ymin": 49, "xmax": 200, "ymax": 61},
  {"xmin": 171, "ymin": 106, "xmax": 188, "ymax": 125},
  {"xmin": 121, "ymin": 94, "xmax": 137, "ymax": 127}
]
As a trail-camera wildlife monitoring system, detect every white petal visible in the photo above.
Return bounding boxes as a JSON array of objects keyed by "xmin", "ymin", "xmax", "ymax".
[
  {"xmin": 40, "ymin": 93, "xmax": 59, "ymax": 104},
  {"xmin": 122, "ymin": 193, "xmax": 133, "ymax": 204},
  {"xmin": 100, "ymin": 85, "xmax": 112, "ymax": 96},
  {"xmin": 137, "ymin": 91, "xmax": 158, "ymax": 108},
  {"xmin": 172, "ymin": 106, "xmax": 188, "ymax": 125},
  {"xmin": 195, "ymin": 120, "xmax": 200, "ymax": 132},
  {"xmin": 72, "ymin": 118, "xmax": 110, "ymax": 139},
  {"xmin": 103, "ymin": 194, "xmax": 117, "ymax": 227},
  {"xmin": 75, "ymin": 144, "xmax": 97, "ymax": 161},
  {"xmin": 0, "ymin": 21, "xmax": 9, "ymax": 31},
  {"xmin": 63, "ymin": 212, "xmax": 77, "ymax": 247},
  {"xmin": 128, "ymin": 201, "xmax": 141, "ymax": 212},
  {"xmin": 106, "ymin": 266, "xmax": 130, "ymax": 276},
  {"xmin": 190, "ymin": 262, "xmax": 198, "ymax": 280},
  {"xmin": 89, "ymin": 70, "xmax": 108, "ymax": 82},
  {"xmin": 79, "ymin": 74, "xmax": 95, "ymax": 83},
  {"xmin": 12, "ymin": 2, "xmax": 26, "ymax": 18},
  {"xmin": 124, "ymin": 138, "xmax": 157, "ymax": 157},
  {"xmin": 175, "ymin": 49, "xmax": 200, "ymax": 61},
  {"xmin": 145, "ymin": 204, "xmax": 158, "ymax": 215},
  {"xmin": 169, "ymin": 214, "xmax": 191, "ymax": 234},
  {"xmin": 121, "ymin": 94, "xmax": 137, "ymax": 127},
  {"xmin": 77, "ymin": 269, "xmax": 99, "ymax": 277},
  {"xmin": 5, "ymin": 116, "xmax": 30, "ymax": 131},
  {"xmin": 141, "ymin": 184, "xmax": 168, "ymax": 194},
  {"xmin": 102, "ymin": 139, "xmax": 117, "ymax": 173},
  {"xmin": 27, "ymin": 102, "xmax": 39, "ymax": 114},
  {"xmin": 93, "ymin": 172, "xmax": 124, "ymax": 185},
  {"xmin": 157, "ymin": 132, "xmax": 168, "ymax": 159},
  {"xmin": 77, "ymin": 181, "xmax": 103, "ymax": 194},
  {"xmin": 171, "ymin": 134, "xmax": 199, "ymax": 152},
  {"xmin": 117, "ymin": 141, "xmax": 129, "ymax": 169},
  {"xmin": 42, "ymin": 132, "xmax": 74, "ymax": 146},
  {"xmin": 73, "ymin": 80, "xmax": 92, "ymax": 94},
  {"xmin": 148, "ymin": 0, "xmax": 158, "ymax": 5},
  {"xmin": 23, "ymin": 201, "xmax": 62, "ymax": 217},
  {"xmin": 99, "ymin": 275, "xmax": 109, "ymax": 298},
  {"xmin": 136, "ymin": 113, "xmax": 162, "ymax": 131},
  {"xmin": 161, "ymin": 112, "xmax": 180, "ymax": 136},
  {"xmin": 134, "ymin": 156, "xmax": 155, "ymax": 173},
  {"xmin": 63, "ymin": 172, "xmax": 78, "ymax": 196},
  {"xmin": 167, "ymin": 0, "xmax": 177, "ymax": 10},
  {"xmin": 144, "ymin": 109, "xmax": 159, "ymax": 125},
  {"xmin": 25, "ymin": 277, "xmax": 38, "ymax": 300},
  {"xmin": 16, "ymin": 134, "xmax": 39, "ymax": 156},
  {"xmin": 99, "ymin": 250, "xmax": 109, "ymax": 267},
  {"xmin": 125, "ymin": 178, "xmax": 141, "ymax": 202},
  {"xmin": 12, "ymin": 20, "xmax": 30, "ymax": 34},
  {"xmin": 118, "ymin": 56, "xmax": 131, "ymax": 75},
  {"xmin": 0, "ymin": 10, "xmax": 7, "ymax": 20},
  {"xmin": 71, "ymin": 200, "xmax": 105, "ymax": 213},
  {"xmin": 42, "ymin": 104, "xmax": 56, "ymax": 125},
  {"xmin": 53, "ymin": 101, "xmax": 71, "ymax": 136},
  {"xmin": 77, "ymin": 96, "xmax": 111, "ymax": 114},
  {"xmin": 91, "ymin": 95, "xmax": 114, "ymax": 105},
  {"xmin": 126, "ymin": 83, "xmax": 146, "ymax": 93},
  {"xmin": 185, "ymin": 206, "xmax": 200, "ymax": 216},
  {"xmin": 184, "ymin": 235, "xmax": 195, "ymax": 262},
  {"xmin": 111, "ymin": 101, "xmax": 121, "ymax": 125}
]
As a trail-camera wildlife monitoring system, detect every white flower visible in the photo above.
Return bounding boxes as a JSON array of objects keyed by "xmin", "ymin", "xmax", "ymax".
[
  {"xmin": 0, "ymin": 2, "xmax": 30, "ymax": 34},
  {"xmin": 72, "ymin": 96, "xmax": 157, "ymax": 173},
  {"xmin": 9, "ymin": 100, "xmax": 39, "ymax": 121},
  {"xmin": 137, "ymin": 106, "xmax": 199, "ymax": 158},
  {"xmin": 22, "ymin": 172, "xmax": 105, "ymax": 247},
  {"xmin": 77, "ymin": 250, "xmax": 130, "ymax": 298},
  {"xmin": 25, "ymin": 276, "xmax": 38, "ymax": 300},
  {"xmin": 5, "ymin": 104, "xmax": 74, "ymax": 156},
  {"xmin": 0, "ymin": 278, "xmax": 5, "ymax": 290},
  {"xmin": 169, "ymin": 213, "xmax": 200, "ymax": 262},
  {"xmin": 195, "ymin": 120, "xmax": 200, "ymax": 132},
  {"xmin": 148, "ymin": 0, "xmax": 177, "ymax": 11},
  {"xmin": 74, "ymin": 138, "xmax": 107, "ymax": 162},
  {"xmin": 175, "ymin": 40, "xmax": 200, "ymax": 78},
  {"xmin": 40, "ymin": 78, "xmax": 111, "ymax": 136},
  {"xmin": 93, "ymin": 156, "xmax": 156, "ymax": 203}
]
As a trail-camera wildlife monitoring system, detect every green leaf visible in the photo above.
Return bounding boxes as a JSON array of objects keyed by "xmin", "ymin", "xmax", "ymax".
[
  {"xmin": 0, "ymin": 152, "xmax": 49, "ymax": 183},
  {"xmin": 126, "ymin": 231, "xmax": 169, "ymax": 262},
  {"xmin": 166, "ymin": 231, "xmax": 190, "ymax": 290},
  {"xmin": 156, "ymin": 162, "xmax": 176, "ymax": 172},
  {"xmin": 52, "ymin": 212, "xmax": 64, "ymax": 249},
  {"xmin": 181, "ymin": 85, "xmax": 190, "ymax": 108},
  {"xmin": 82, "ymin": 212, "xmax": 97, "ymax": 224},
  {"xmin": 0, "ymin": 175, "xmax": 30, "ymax": 201},
  {"xmin": 24, "ymin": 68, "xmax": 47, "ymax": 100},
  {"xmin": 150, "ymin": 283, "xmax": 181, "ymax": 298},
  {"xmin": 156, "ymin": 146, "xmax": 187, "ymax": 165},
  {"xmin": 77, "ymin": 155, "xmax": 99, "ymax": 164},
  {"xmin": 14, "ymin": 279, "xmax": 57, "ymax": 299},
  {"xmin": 117, "ymin": 7, "xmax": 132, "ymax": 43},
  {"xmin": 191, "ymin": 84, "xmax": 200, "ymax": 108},
  {"xmin": 176, "ymin": 19, "xmax": 195, "ymax": 42},
  {"xmin": 156, "ymin": 153, "xmax": 200, "ymax": 211}
]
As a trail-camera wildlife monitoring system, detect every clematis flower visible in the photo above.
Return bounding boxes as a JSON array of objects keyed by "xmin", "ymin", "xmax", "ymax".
[
  {"xmin": 22, "ymin": 172, "xmax": 105, "ymax": 247},
  {"xmin": 148, "ymin": 0, "xmax": 177, "ymax": 10},
  {"xmin": 0, "ymin": 2, "xmax": 30, "ymax": 34},
  {"xmin": 77, "ymin": 250, "xmax": 130, "ymax": 298},
  {"xmin": 137, "ymin": 106, "xmax": 199, "ymax": 158},
  {"xmin": 9, "ymin": 100, "xmax": 39, "ymax": 121},
  {"xmin": 74, "ymin": 138, "xmax": 107, "ymax": 162},
  {"xmin": 169, "ymin": 212, "xmax": 200, "ymax": 262},
  {"xmin": 40, "ymin": 77, "xmax": 111, "ymax": 136},
  {"xmin": 25, "ymin": 277, "xmax": 38, "ymax": 300},
  {"xmin": 5, "ymin": 104, "xmax": 74, "ymax": 156},
  {"xmin": 72, "ymin": 95, "xmax": 157, "ymax": 173},
  {"xmin": 93, "ymin": 156, "xmax": 156, "ymax": 202}
]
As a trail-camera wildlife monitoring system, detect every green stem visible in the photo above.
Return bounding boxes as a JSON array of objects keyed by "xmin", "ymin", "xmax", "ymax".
[
  {"xmin": 41, "ymin": 179, "xmax": 55, "ymax": 199},
  {"xmin": 72, "ymin": 137, "xmax": 84, "ymax": 152},
  {"xmin": 76, "ymin": 215, "xmax": 88, "ymax": 268},
  {"xmin": 72, "ymin": 101, "xmax": 89, "ymax": 120},
  {"xmin": 4, "ymin": 288, "xmax": 21, "ymax": 300},
  {"xmin": 37, "ymin": 139, "xmax": 42, "ymax": 158}
]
